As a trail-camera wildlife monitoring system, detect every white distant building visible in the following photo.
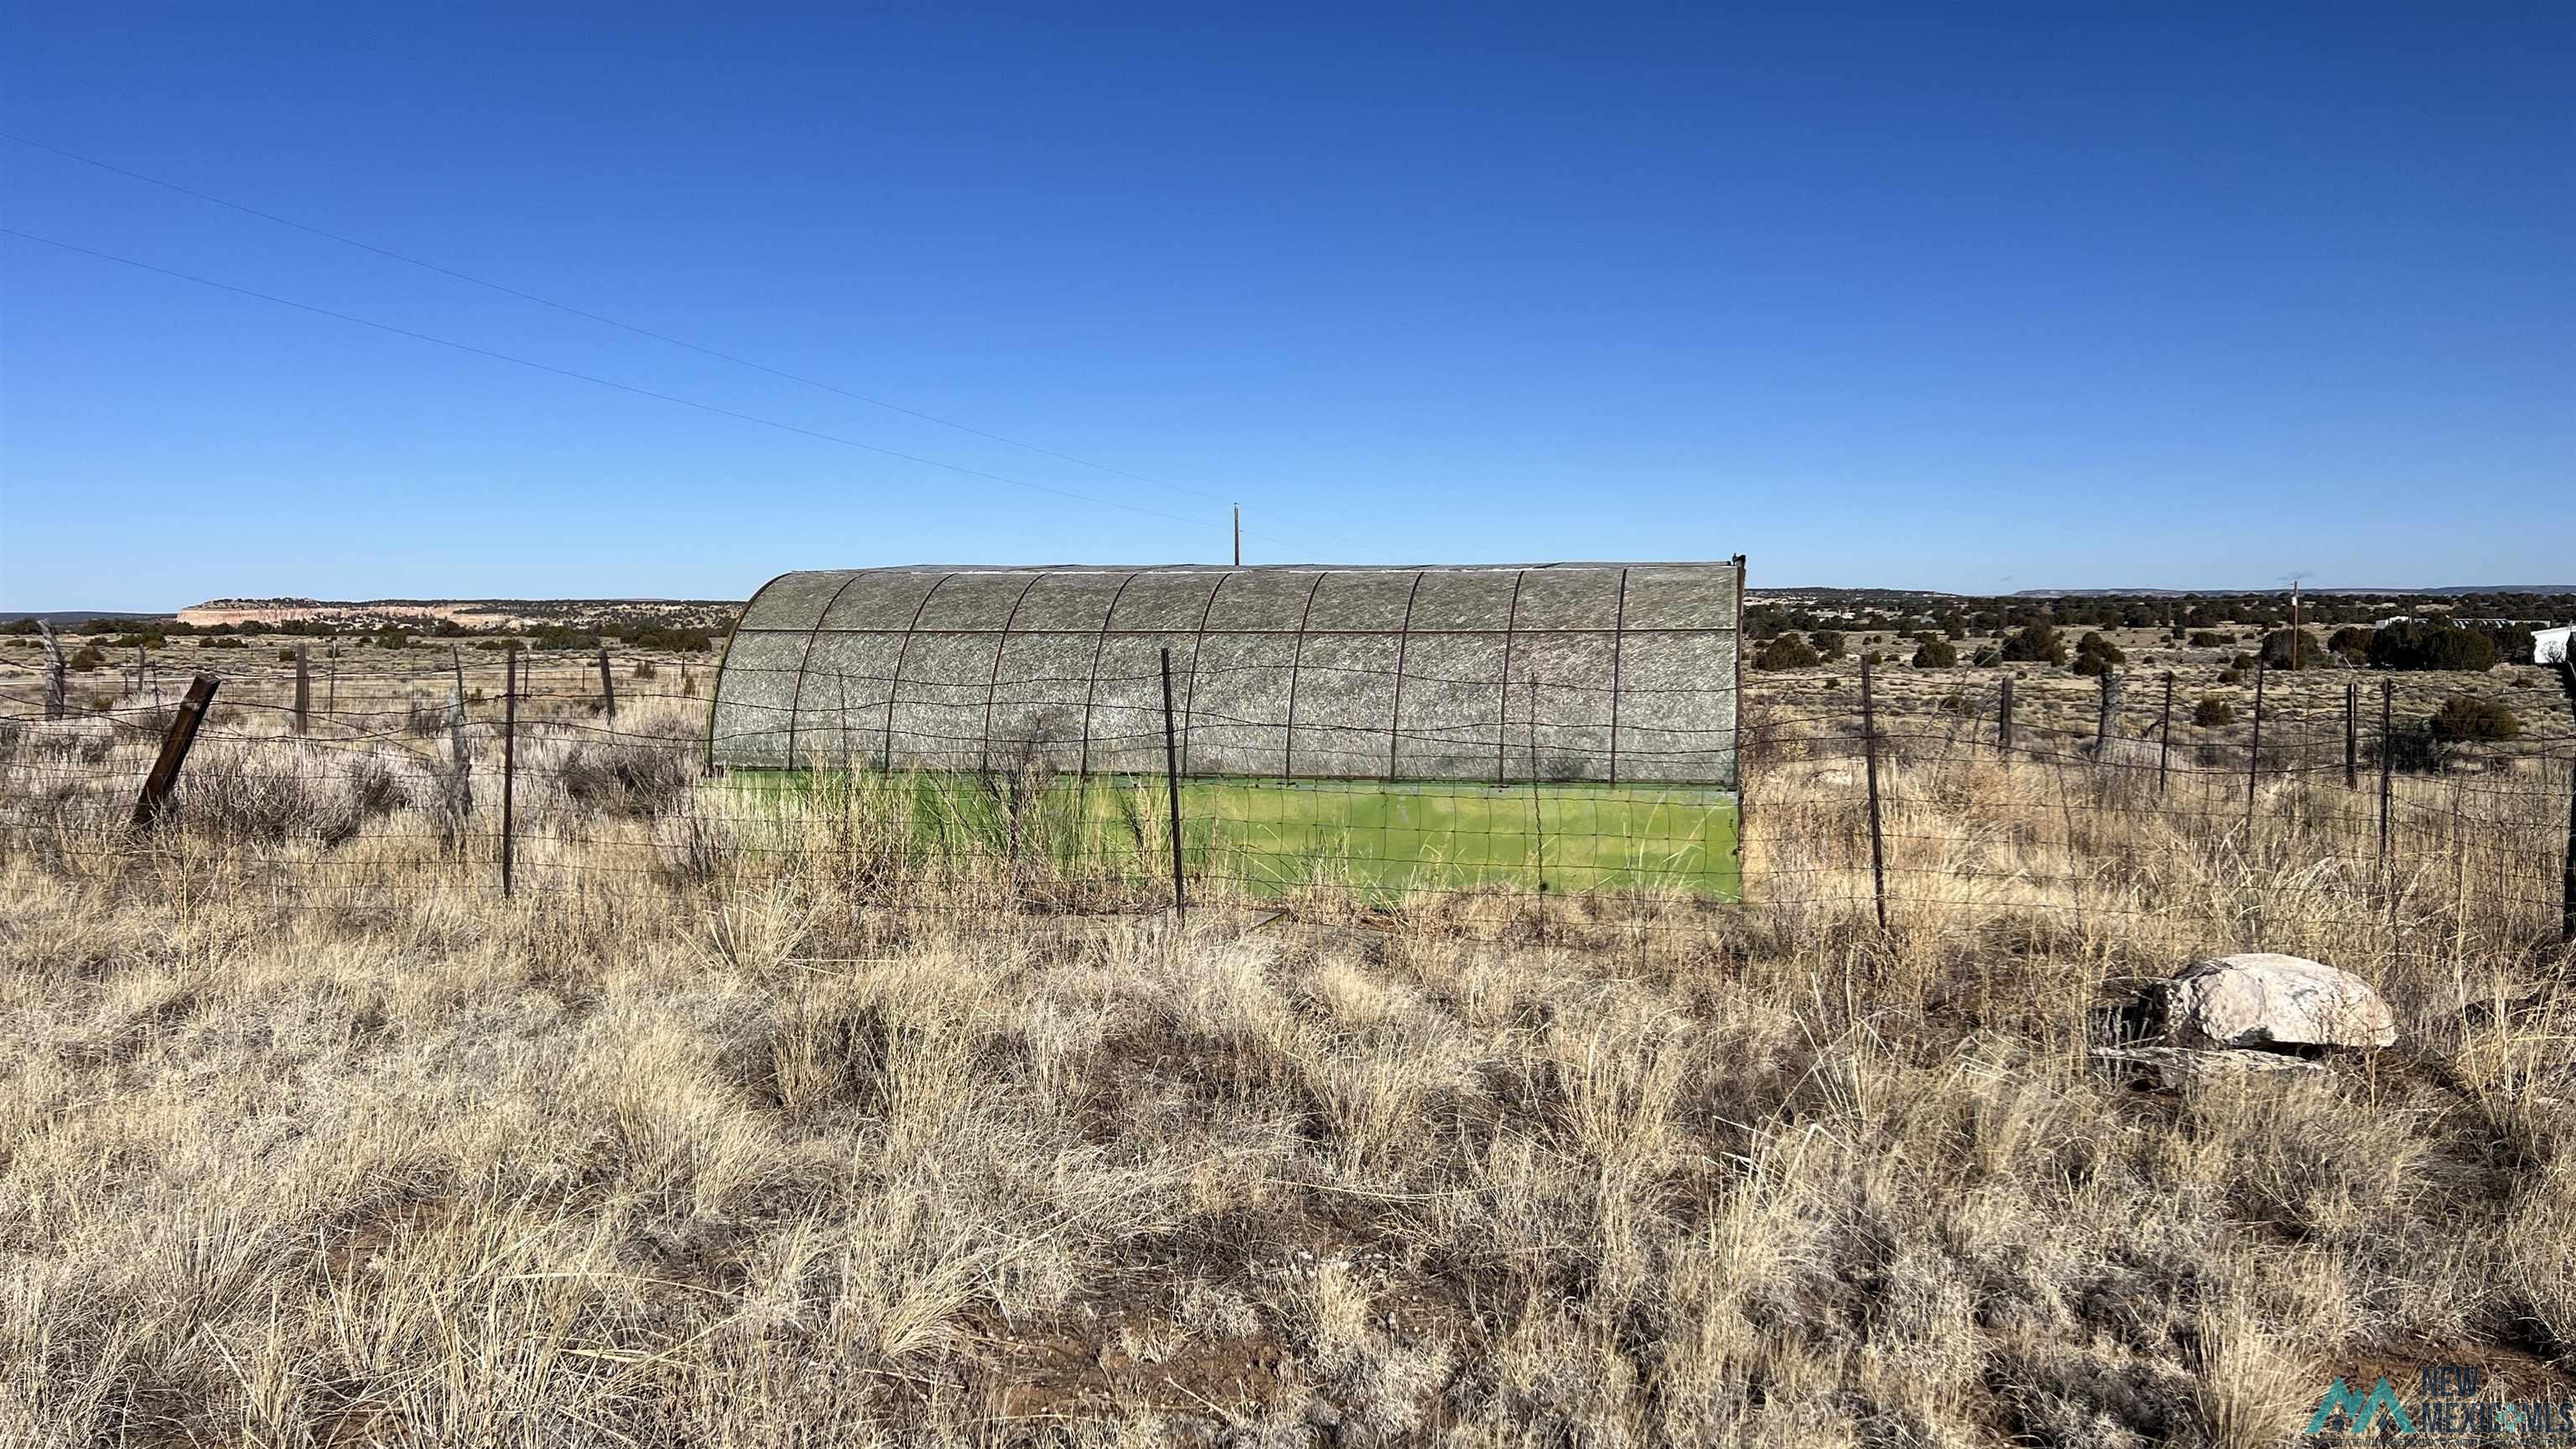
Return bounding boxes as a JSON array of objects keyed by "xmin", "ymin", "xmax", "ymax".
[{"xmin": 2537, "ymin": 626, "xmax": 2573, "ymax": 666}]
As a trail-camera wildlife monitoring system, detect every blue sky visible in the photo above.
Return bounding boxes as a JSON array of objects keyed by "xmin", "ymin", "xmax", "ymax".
[{"xmin": 3, "ymin": 3, "xmax": 2567, "ymax": 606}]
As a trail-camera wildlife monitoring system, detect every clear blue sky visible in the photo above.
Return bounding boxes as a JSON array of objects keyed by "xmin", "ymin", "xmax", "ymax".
[{"xmin": 3, "ymin": 3, "xmax": 2567, "ymax": 606}]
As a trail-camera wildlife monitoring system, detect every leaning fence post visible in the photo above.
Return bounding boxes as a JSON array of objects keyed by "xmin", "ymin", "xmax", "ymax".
[
  {"xmin": 444, "ymin": 671, "xmax": 474, "ymax": 823},
  {"xmin": 501, "ymin": 647, "xmax": 518, "ymax": 899},
  {"xmin": 2095, "ymin": 669, "xmax": 2122, "ymax": 751},
  {"xmin": 1997, "ymin": 675, "xmax": 2014, "ymax": 759},
  {"xmin": 293, "ymin": 643, "xmax": 311, "ymax": 735},
  {"xmin": 132, "ymin": 674, "xmax": 218, "ymax": 827},
  {"xmin": 2246, "ymin": 657, "xmax": 2267, "ymax": 836},
  {"xmin": 1159, "ymin": 647, "xmax": 1186, "ymax": 926},
  {"xmin": 596, "ymin": 645, "xmax": 617, "ymax": 726},
  {"xmin": 38, "ymin": 622, "xmax": 65, "ymax": 721},
  {"xmin": 1860, "ymin": 651, "xmax": 1888, "ymax": 932},
  {"xmin": 2157, "ymin": 672, "xmax": 2174, "ymax": 796}
]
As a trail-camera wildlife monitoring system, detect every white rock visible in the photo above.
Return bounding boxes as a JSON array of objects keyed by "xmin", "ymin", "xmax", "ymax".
[{"xmin": 2160, "ymin": 953, "xmax": 2396, "ymax": 1050}]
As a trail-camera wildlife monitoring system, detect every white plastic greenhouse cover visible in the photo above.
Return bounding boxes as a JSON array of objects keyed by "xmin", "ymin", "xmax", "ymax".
[{"xmin": 708, "ymin": 560, "xmax": 1742, "ymax": 786}]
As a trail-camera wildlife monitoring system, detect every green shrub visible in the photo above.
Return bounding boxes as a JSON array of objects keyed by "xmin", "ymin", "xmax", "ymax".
[
  {"xmin": 2258, "ymin": 629, "xmax": 2324, "ymax": 670},
  {"xmin": 621, "ymin": 625, "xmax": 716, "ymax": 652},
  {"xmin": 1809, "ymin": 630, "xmax": 1846, "ymax": 662},
  {"xmin": 2428, "ymin": 696, "xmax": 2521, "ymax": 743},
  {"xmin": 2369, "ymin": 621, "xmax": 2496, "ymax": 673},
  {"xmin": 1970, "ymin": 646, "xmax": 2001, "ymax": 667},
  {"xmin": 2000, "ymin": 624, "xmax": 2065, "ymax": 666},
  {"xmin": 1754, "ymin": 634, "xmax": 1821, "ymax": 671},
  {"xmin": 66, "ymin": 645, "xmax": 106, "ymax": 673},
  {"xmin": 2188, "ymin": 631, "xmax": 2228, "ymax": 647},
  {"xmin": 1911, "ymin": 639, "xmax": 1958, "ymax": 668},
  {"xmin": 2193, "ymin": 698, "xmax": 2235, "ymax": 728},
  {"xmin": 2069, "ymin": 631, "xmax": 2123, "ymax": 676},
  {"xmin": 2326, "ymin": 626, "xmax": 2374, "ymax": 665}
]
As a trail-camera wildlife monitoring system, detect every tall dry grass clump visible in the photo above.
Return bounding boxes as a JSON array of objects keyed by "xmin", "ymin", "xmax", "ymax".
[{"xmin": 0, "ymin": 669, "xmax": 2571, "ymax": 1445}]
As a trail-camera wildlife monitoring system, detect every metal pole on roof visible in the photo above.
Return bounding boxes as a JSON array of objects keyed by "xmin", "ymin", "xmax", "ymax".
[{"xmin": 1232, "ymin": 505, "xmax": 1240, "ymax": 567}]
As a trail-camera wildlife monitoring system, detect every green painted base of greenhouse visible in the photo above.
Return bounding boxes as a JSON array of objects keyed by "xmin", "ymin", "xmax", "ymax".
[{"xmin": 722, "ymin": 771, "xmax": 1741, "ymax": 901}]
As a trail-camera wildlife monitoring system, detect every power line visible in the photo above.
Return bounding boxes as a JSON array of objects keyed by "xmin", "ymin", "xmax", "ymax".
[
  {"xmin": 1, "ymin": 226, "xmax": 1221, "ymax": 530},
  {"xmin": 0, "ymin": 130, "xmax": 1357, "ymax": 553}
]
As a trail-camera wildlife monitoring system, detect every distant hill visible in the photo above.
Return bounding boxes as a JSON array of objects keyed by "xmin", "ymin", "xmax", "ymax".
[
  {"xmin": 2011, "ymin": 585, "xmax": 2576, "ymax": 599},
  {"xmin": 0, "ymin": 610, "xmax": 176, "ymax": 626},
  {"xmin": 174, "ymin": 598, "xmax": 736, "ymax": 631}
]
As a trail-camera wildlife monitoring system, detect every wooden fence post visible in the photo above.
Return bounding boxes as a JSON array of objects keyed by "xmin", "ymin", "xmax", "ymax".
[
  {"xmin": 2344, "ymin": 680, "xmax": 2358, "ymax": 790},
  {"xmin": 1861, "ymin": 651, "xmax": 1888, "ymax": 931},
  {"xmin": 597, "ymin": 646, "xmax": 617, "ymax": 725},
  {"xmin": 132, "ymin": 674, "xmax": 218, "ymax": 827},
  {"xmin": 501, "ymin": 647, "xmax": 518, "ymax": 898},
  {"xmin": 293, "ymin": 644, "xmax": 311, "ymax": 735},
  {"xmin": 1997, "ymin": 675, "xmax": 2014, "ymax": 759},
  {"xmin": 1159, "ymin": 647, "xmax": 1186, "ymax": 926},
  {"xmin": 38, "ymin": 622, "xmax": 65, "ymax": 721},
  {"xmin": 2157, "ymin": 672, "xmax": 2174, "ymax": 797},
  {"xmin": 444, "ymin": 671, "xmax": 474, "ymax": 823}
]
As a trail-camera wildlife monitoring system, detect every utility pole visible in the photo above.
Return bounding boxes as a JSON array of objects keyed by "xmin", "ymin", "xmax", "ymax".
[
  {"xmin": 1232, "ymin": 505, "xmax": 1240, "ymax": 567},
  {"xmin": 2290, "ymin": 579, "xmax": 2302, "ymax": 672}
]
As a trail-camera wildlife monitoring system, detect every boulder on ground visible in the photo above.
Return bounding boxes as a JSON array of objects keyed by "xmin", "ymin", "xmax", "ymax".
[
  {"xmin": 2091, "ymin": 1045, "xmax": 2325, "ymax": 1090},
  {"xmin": 2157, "ymin": 953, "xmax": 2396, "ymax": 1050}
]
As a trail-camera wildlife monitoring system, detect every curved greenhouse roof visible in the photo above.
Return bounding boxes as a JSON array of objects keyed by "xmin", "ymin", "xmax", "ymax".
[{"xmin": 709, "ymin": 561, "xmax": 1742, "ymax": 785}]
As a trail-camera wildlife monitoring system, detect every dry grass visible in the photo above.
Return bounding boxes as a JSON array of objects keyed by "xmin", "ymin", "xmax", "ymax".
[{"xmin": 1, "ymin": 655, "xmax": 2573, "ymax": 1446}]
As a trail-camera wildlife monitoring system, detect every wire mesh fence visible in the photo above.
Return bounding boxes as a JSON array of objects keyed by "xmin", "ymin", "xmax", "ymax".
[{"xmin": 2, "ymin": 648, "xmax": 2569, "ymax": 963}]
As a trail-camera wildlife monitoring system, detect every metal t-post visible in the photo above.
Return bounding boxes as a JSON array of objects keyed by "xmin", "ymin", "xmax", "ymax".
[
  {"xmin": 1860, "ymin": 652, "xmax": 1888, "ymax": 932},
  {"xmin": 1160, "ymin": 647, "xmax": 1186, "ymax": 926}
]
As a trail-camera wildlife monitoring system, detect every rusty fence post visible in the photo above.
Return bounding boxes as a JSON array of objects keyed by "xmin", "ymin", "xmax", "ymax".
[
  {"xmin": 132, "ymin": 674, "xmax": 218, "ymax": 828},
  {"xmin": 2246, "ymin": 657, "xmax": 2267, "ymax": 836},
  {"xmin": 1159, "ymin": 647, "xmax": 1186, "ymax": 926},
  {"xmin": 1861, "ymin": 650, "xmax": 1888, "ymax": 932},
  {"xmin": 2157, "ymin": 672, "xmax": 2174, "ymax": 797},
  {"xmin": 501, "ymin": 647, "xmax": 518, "ymax": 898},
  {"xmin": 2557, "ymin": 657, "xmax": 2576, "ymax": 943},
  {"xmin": 2377, "ymin": 677, "xmax": 2393, "ymax": 872}
]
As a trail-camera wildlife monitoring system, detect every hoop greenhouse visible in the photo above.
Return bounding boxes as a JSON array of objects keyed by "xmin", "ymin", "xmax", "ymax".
[{"xmin": 708, "ymin": 561, "xmax": 1744, "ymax": 898}]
